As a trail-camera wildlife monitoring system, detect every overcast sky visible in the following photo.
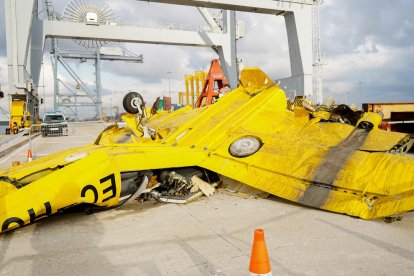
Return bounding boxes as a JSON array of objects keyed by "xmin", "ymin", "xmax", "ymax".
[{"xmin": 0, "ymin": 0, "xmax": 413, "ymax": 118}]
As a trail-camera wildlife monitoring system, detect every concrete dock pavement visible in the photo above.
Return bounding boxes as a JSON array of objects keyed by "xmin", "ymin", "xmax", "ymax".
[
  {"xmin": 0, "ymin": 122, "xmax": 413, "ymax": 275},
  {"xmin": 0, "ymin": 122, "xmax": 109, "ymax": 170},
  {"xmin": 0, "ymin": 192, "xmax": 413, "ymax": 275}
]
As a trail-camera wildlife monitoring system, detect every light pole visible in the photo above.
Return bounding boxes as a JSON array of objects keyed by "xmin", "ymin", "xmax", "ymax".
[
  {"xmin": 110, "ymin": 98, "xmax": 112, "ymax": 119},
  {"xmin": 42, "ymin": 62, "xmax": 46, "ymax": 114},
  {"xmin": 167, "ymin": 70, "xmax": 172, "ymax": 98}
]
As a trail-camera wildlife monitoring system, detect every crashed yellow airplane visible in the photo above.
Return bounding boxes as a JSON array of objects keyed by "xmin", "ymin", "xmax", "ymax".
[{"xmin": 1, "ymin": 68, "xmax": 413, "ymax": 234}]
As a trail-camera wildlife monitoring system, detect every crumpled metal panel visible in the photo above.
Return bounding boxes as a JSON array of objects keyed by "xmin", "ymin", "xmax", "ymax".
[
  {"xmin": 136, "ymin": 68, "xmax": 414, "ymax": 219},
  {"xmin": 1, "ymin": 68, "xmax": 413, "ymax": 234}
]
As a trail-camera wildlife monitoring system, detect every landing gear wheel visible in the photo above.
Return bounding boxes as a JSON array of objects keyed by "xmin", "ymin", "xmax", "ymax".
[{"xmin": 123, "ymin": 92, "xmax": 144, "ymax": 114}]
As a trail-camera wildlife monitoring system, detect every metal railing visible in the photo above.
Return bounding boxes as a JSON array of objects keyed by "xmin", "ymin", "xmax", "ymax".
[
  {"xmin": 29, "ymin": 121, "xmax": 112, "ymax": 159},
  {"xmin": 0, "ymin": 130, "xmax": 26, "ymax": 152}
]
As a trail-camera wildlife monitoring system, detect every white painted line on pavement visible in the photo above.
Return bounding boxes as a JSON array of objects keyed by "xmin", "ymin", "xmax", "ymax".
[{"xmin": 0, "ymin": 143, "xmax": 28, "ymax": 165}]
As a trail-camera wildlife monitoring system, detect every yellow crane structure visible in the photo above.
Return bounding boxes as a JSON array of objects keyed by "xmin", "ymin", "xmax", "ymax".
[
  {"xmin": 7, "ymin": 94, "xmax": 37, "ymax": 134},
  {"xmin": 178, "ymin": 70, "xmax": 207, "ymax": 106}
]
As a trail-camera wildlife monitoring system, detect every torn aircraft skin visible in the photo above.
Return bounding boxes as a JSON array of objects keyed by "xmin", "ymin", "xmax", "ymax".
[{"xmin": 1, "ymin": 68, "xmax": 414, "ymax": 234}]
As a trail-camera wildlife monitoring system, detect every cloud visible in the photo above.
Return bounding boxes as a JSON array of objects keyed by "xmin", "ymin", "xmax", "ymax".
[
  {"xmin": 236, "ymin": 12, "xmax": 290, "ymax": 77},
  {"xmin": 319, "ymin": 0, "xmax": 414, "ymax": 105},
  {"xmin": 1, "ymin": 0, "xmax": 413, "ymax": 118},
  {"xmin": 323, "ymin": 41, "xmax": 414, "ymax": 104},
  {"xmin": 324, "ymin": 38, "xmax": 391, "ymax": 81},
  {"xmin": 322, "ymin": 0, "xmax": 414, "ymax": 54},
  {"xmin": 99, "ymin": 43, "xmax": 207, "ymax": 82}
]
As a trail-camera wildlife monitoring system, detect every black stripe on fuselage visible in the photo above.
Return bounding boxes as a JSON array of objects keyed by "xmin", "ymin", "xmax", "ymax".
[{"xmin": 298, "ymin": 128, "xmax": 370, "ymax": 208}]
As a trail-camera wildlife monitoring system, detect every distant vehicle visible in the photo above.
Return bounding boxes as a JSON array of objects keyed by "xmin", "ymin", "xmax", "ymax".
[{"xmin": 41, "ymin": 112, "xmax": 69, "ymax": 137}]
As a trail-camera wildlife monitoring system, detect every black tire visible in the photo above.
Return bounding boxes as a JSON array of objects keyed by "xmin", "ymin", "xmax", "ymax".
[{"xmin": 123, "ymin": 92, "xmax": 144, "ymax": 114}]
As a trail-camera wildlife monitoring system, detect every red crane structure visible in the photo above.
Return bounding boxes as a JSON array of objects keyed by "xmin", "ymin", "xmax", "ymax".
[{"xmin": 195, "ymin": 59, "xmax": 228, "ymax": 107}]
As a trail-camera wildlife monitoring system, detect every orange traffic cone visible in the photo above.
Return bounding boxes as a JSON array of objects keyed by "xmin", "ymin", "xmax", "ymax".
[
  {"xmin": 27, "ymin": 149, "xmax": 33, "ymax": 162},
  {"xmin": 249, "ymin": 229, "xmax": 272, "ymax": 275}
]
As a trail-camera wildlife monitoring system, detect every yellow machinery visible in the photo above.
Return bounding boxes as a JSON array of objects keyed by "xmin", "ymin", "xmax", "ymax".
[
  {"xmin": 178, "ymin": 92, "xmax": 185, "ymax": 105},
  {"xmin": 7, "ymin": 94, "xmax": 33, "ymax": 134},
  {"xmin": 179, "ymin": 70, "xmax": 207, "ymax": 106},
  {"xmin": 1, "ymin": 68, "xmax": 414, "ymax": 234},
  {"xmin": 102, "ymin": 106, "xmax": 121, "ymax": 122},
  {"xmin": 101, "ymin": 107, "xmax": 108, "ymax": 122}
]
